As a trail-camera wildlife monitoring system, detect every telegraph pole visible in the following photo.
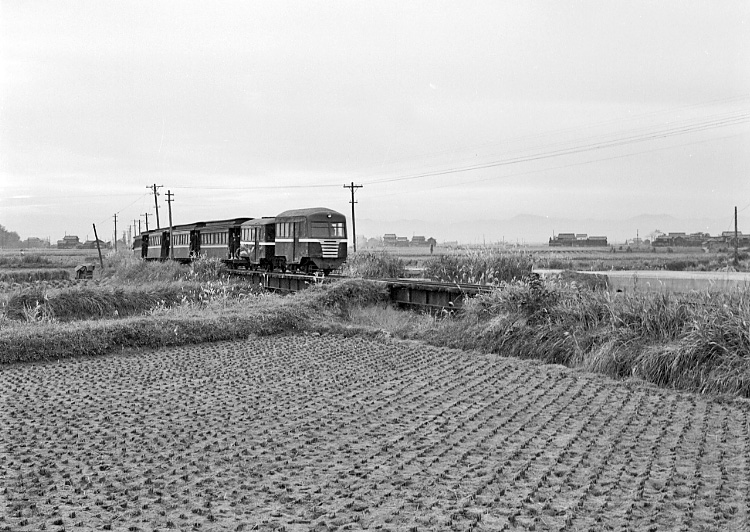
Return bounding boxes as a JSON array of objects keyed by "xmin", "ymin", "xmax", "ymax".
[
  {"xmin": 734, "ymin": 205, "xmax": 740, "ymax": 268},
  {"xmin": 142, "ymin": 212, "xmax": 150, "ymax": 232},
  {"xmin": 343, "ymin": 182, "xmax": 363, "ymax": 252},
  {"xmin": 113, "ymin": 213, "xmax": 118, "ymax": 252},
  {"xmin": 166, "ymin": 190, "xmax": 174, "ymax": 260},
  {"xmin": 147, "ymin": 184, "xmax": 163, "ymax": 229}
]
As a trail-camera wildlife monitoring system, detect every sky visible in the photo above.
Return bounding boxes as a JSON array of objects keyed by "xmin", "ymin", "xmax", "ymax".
[{"xmin": 1, "ymin": 0, "xmax": 749, "ymax": 243}]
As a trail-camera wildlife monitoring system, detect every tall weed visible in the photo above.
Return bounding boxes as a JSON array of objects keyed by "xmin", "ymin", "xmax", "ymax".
[
  {"xmin": 423, "ymin": 248, "xmax": 533, "ymax": 284},
  {"xmin": 344, "ymin": 251, "xmax": 406, "ymax": 278}
]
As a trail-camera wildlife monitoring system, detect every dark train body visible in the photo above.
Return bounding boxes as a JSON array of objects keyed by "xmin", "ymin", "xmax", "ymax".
[{"xmin": 134, "ymin": 207, "xmax": 348, "ymax": 274}]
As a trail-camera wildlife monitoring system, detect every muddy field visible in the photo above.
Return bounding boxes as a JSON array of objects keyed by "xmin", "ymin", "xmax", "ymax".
[{"xmin": 2, "ymin": 335, "xmax": 749, "ymax": 531}]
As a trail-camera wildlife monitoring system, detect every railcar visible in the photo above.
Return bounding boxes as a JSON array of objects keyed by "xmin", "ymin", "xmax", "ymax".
[
  {"xmin": 274, "ymin": 207, "xmax": 347, "ymax": 274},
  {"xmin": 145, "ymin": 230, "xmax": 170, "ymax": 260},
  {"xmin": 195, "ymin": 218, "xmax": 251, "ymax": 260},
  {"xmin": 170, "ymin": 223, "xmax": 203, "ymax": 262},
  {"xmin": 235, "ymin": 217, "xmax": 277, "ymax": 270}
]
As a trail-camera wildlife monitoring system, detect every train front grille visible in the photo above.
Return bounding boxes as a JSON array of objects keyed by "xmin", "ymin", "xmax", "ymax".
[{"xmin": 320, "ymin": 240, "xmax": 339, "ymax": 258}]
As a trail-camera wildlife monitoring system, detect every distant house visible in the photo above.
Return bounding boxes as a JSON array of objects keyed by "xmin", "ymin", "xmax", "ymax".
[
  {"xmin": 57, "ymin": 235, "xmax": 80, "ymax": 249},
  {"xmin": 396, "ymin": 236, "xmax": 409, "ymax": 247},
  {"xmin": 383, "ymin": 233, "xmax": 397, "ymax": 247},
  {"xmin": 79, "ymin": 239, "xmax": 108, "ymax": 250},
  {"xmin": 411, "ymin": 236, "xmax": 427, "ymax": 246}
]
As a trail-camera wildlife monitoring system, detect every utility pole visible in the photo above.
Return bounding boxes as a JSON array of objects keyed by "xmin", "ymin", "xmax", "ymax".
[
  {"xmin": 92, "ymin": 224, "xmax": 104, "ymax": 271},
  {"xmin": 142, "ymin": 212, "xmax": 150, "ymax": 232},
  {"xmin": 113, "ymin": 213, "xmax": 118, "ymax": 252},
  {"xmin": 147, "ymin": 184, "xmax": 163, "ymax": 229},
  {"xmin": 166, "ymin": 190, "xmax": 174, "ymax": 260},
  {"xmin": 343, "ymin": 182, "xmax": 363, "ymax": 252},
  {"xmin": 734, "ymin": 205, "xmax": 740, "ymax": 268}
]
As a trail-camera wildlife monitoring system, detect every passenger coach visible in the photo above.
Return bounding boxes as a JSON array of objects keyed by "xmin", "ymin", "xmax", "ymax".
[
  {"xmin": 196, "ymin": 218, "xmax": 250, "ymax": 260},
  {"xmin": 236, "ymin": 217, "xmax": 277, "ymax": 270}
]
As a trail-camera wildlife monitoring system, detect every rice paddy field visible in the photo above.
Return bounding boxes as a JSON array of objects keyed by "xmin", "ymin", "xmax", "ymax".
[{"xmin": 3, "ymin": 335, "xmax": 749, "ymax": 532}]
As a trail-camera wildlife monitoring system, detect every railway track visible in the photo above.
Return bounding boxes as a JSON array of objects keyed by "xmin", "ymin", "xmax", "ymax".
[{"xmin": 228, "ymin": 269, "xmax": 494, "ymax": 310}]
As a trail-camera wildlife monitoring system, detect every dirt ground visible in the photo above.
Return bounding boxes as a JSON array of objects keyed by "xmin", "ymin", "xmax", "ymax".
[{"xmin": 2, "ymin": 335, "xmax": 749, "ymax": 531}]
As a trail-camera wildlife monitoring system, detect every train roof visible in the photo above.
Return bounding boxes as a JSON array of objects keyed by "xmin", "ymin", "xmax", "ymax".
[
  {"xmin": 200, "ymin": 217, "xmax": 253, "ymax": 229},
  {"xmin": 241, "ymin": 217, "xmax": 276, "ymax": 226},
  {"xmin": 275, "ymin": 207, "xmax": 345, "ymax": 219},
  {"xmin": 170, "ymin": 222, "xmax": 205, "ymax": 232}
]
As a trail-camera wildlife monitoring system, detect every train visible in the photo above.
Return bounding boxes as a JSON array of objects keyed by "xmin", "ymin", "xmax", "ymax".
[{"xmin": 132, "ymin": 207, "xmax": 348, "ymax": 274}]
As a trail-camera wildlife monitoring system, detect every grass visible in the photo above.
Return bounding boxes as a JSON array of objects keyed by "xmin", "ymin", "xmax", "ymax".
[
  {"xmin": 0, "ymin": 269, "xmax": 70, "ymax": 283},
  {"xmin": 0, "ymin": 253, "xmax": 56, "ymax": 268},
  {"xmin": 423, "ymin": 247, "xmax": 534, "ymax": 284},
  {"xmin": 343, "ymin": 250, "xmax": 407, "ymax": 278}
]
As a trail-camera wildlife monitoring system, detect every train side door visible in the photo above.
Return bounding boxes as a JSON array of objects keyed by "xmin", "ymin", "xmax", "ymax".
[
  {"xmin": 253, "ymin": 227, "xmax": 259, "ymax": 262},
  {"xmin": 160, "ymin": 231, "xmax": 170, "ymax": 260},
  {"xmin": 228, "ymin": 227, "xmax": 239, "ymax": 259},
  {"xmin": 292, "ymin": 222, "xmax": 301, "ymax": 263},
  {"xmin": 190, "ymin": 230, "xmax": 200, "ymax": 258}
]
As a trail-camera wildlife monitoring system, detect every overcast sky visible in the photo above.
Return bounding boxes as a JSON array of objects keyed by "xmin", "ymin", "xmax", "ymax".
[{"xmin": 1, "ymin": 1, "xmax": 749, "ymax": 242}]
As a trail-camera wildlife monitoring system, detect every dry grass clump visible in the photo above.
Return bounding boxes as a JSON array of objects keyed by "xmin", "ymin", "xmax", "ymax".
[
  {"xmin": 5, "ymin": 284, "xmax": 184, "ymax": 321},
  {"xmin": 4, "ymin": 279, "xmax": 264, "ymax": 322},
  {"xmin": 0, "ymin": 300, "xmax": 309, "ymax": 363},
  {"xmin": 423, "ymin": 248, "xmax": 533, "ymax": 284},
  {"xmin": 296, "ymin": 278, "xmax": 389, "ymax": 317},
  {"xmin": 0, "ymin": 269, "xmax": 70, "ymax": 283},
  {"xmin": 0, "ymin": 253, "xmax": 57, "ymax": 268},
  {"xmin": 344, "ymin": 250, "xmax": 407, "ymax": 278}
]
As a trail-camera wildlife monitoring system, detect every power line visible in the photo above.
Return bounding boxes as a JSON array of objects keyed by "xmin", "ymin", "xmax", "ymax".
[{"xmin": 361, "ymin": 111, "xmax": 750, "ymax": 186}]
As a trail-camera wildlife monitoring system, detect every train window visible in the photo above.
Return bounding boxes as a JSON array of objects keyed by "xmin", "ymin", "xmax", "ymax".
[
  {"xmin": 277, "ymin": 222, "xmax": 293, "ymax": 238},
  {"xmin": 311, "ymin": 222, "xmax": 328, "ymax": 237},
  {"xmin": 311, "ymin": 222, "xmax": 345, "ymax": 238}
]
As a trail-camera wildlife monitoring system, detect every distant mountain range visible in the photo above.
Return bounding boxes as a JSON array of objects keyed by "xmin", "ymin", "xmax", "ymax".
[{"xmin": 357, "ymin": 214, "xmax": 736, "ymax": 245}]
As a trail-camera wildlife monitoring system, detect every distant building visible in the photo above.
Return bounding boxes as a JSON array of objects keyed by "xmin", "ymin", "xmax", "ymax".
[
  {"xmin": 411, "ymin": 236, "xmax": 427, "ymax": 246},
  {"xmin": 653, "ymin": 232, "xmax": 713, "ymax": 247},
  {"xmin": 57, "ymin": 235, "xmax": 80, "ymax": 249},
  {"xmin": 383, "ymin": 233, "xmax": 397, "ymax": 246},
  {"xmin": 549, "ymin": 233, "xmax": 608, "ymax": 247},
  {"xmin": 396, "ymin": 236, "xmax": 409, "ymax": 247},
  {"xmin": 79, "ymin": 239, "xmax": 108, "ymax": 250}
]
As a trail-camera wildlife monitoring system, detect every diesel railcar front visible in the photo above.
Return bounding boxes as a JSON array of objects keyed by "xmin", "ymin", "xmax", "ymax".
[{"xmin": 274, "ymin": 207, "xmax": 347, "ymax": 274}]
